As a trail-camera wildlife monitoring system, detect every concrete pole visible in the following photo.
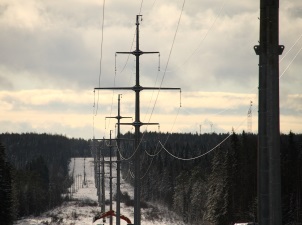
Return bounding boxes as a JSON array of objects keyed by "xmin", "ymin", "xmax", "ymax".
[{"xmin": 255, "ymin": 0, "xmax": 283, "ymax": 224}]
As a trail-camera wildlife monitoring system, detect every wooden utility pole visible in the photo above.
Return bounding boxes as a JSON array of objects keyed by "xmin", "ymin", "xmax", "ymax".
[{"xmin": 254, "ymin": 0, "xmax": 284, "ymax": 224}]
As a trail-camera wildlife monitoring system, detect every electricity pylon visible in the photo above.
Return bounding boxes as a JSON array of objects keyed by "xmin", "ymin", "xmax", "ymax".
[
  {"xmin": 83, "ymin": 158, "xmax": 87, "ymax": 186},
  {"xmin": 92, "ymin": 138, "xmax": 106, "ymax": 215},
  {"xmin": 94, "ymin": 135, "xmax": 117, "ymax": 224},
  {"xmin": 109, "ymin": 130, "xmax": 113, "ymax": 225},
  {"xmin": 254, "ymin": 0, "xmax": 284, "ymax": 224},
  {"xmin": 105, "ymin": 94, "xmax": 132, "ymax": 225},
  {"xmin": 95, "ymin": 15, "xmax": 181, "ymax": 225}
]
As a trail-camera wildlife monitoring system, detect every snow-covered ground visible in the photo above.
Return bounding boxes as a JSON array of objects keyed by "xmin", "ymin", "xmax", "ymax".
[{"xmin": 14, "ymin": 158, "xmax": 183, "ymax": 225}]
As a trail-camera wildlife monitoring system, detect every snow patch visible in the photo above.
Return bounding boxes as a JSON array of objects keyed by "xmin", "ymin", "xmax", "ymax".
[{"xmin": 14, "ymin": 158, "xmax": 183, "ymax": 225}]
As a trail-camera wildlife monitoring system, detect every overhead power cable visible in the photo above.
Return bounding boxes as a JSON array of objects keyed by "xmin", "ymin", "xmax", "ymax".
[
  {"xmin": 118, "ymin": 0, "xmax": 144, "ymax": 76},
  {"xmin": 116, "ymin": 145, "xmax": 134, "ymax": 161},
  {"xmin": 280, "ymin": 44, "xmax": 302, "ymax": 78},
  {"xmin": 144, "ymin": 147, "xmax": 162, "ymax": 157},
  {"xmin": 151, "ymin": 0, "xmax": 157, "ymax": 8},
  {"xmin": 180, "ymin": 0, "xmax": 226, "ymax": 68},
  {"xmin": 119, "ymin": 2, "xmax": 185, "ymax": 157},
  {"xmin": 182, "ymin": 34, "xmax": 301, "ymax": 126},
  {"xmin": 280, "ymin": 34, "xmax": 302, "ymax": 62},
  {"xmin": 140, "ymin": 157, "xmax": 154, "ymax": 179},
  {"xmin": 95, "ymin": 0, "xmax": 106, "ymax": 116},
  {"xmin": 139, "ymin": 0, "xmax": 144, "ymax": 14},
  {"xmin": 158, "ymin": 115, "xmax": 247, "ymax": 161},
  {"xmin": 140, "ymin": 100, "xmax": 181, "ymax": 159},
  {"xmin": 143, "ymin": 0, "xmax": 185, "ymax": 133},
  {"xmin": 127, "ymin": 157, "xmax": 154, "ymax": 179},
  {"xmin": 142, "ymin": 53, "xmax": 161, "ymax": 123}
]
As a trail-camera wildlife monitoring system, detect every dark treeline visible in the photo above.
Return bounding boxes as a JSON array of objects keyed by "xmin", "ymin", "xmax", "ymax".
[
  {"xmin": 120, "ymin": 131, "xmax": 302, "ymax": 225},
  {"xmin": 1, "ymin": 131, "xmax": 301, "ymax": 225},
  {"xmin": 0, "ymin": 132, "xmax": 91, "ymax": 224}
]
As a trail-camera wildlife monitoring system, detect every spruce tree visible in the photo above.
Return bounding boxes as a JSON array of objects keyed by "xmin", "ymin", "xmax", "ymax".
[{"xmin": 205, "ymin": 145, "xmax": 228, "ymax": 224}]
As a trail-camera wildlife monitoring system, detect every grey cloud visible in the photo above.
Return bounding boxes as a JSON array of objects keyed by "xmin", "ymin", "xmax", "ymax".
[
  {"xmin": 0, "ymin": 0, "xmax": 301, "ymax": 137},
  {"xmin": 0, "ymin": 75, "xmax": 13, "ymax": 90},
  {"xmin": 0, "ymin": 25, "xmax": 101, "ymax": 89},
  {"xmin": 0, "ymin": 121, "xmax": 34, "ymax": 134},
  {"xmin": 1, "ymin": 93, "xmax": 91, "ymax": 114},
  {"xmin": 0, "ymin": 4, "xmax": 8, "ymax": 16}
]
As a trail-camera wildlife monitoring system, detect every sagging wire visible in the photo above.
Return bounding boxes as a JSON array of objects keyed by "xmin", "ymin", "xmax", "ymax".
[
  {"xmin": 143, "ymin": 125, "xmax": 163, "ymax": 157},
  {"xmin": 141, "ymin": 104, "xmax": 245, "ymax": 178},
  {"xmin": 144, "ymin": 147, "xmax": 162, "ymax": 157},
  {"xmin": 143, "ymin": 92, "xmax": 182, "ymax": 157},
  {"xmin": 139, "ymin": 90, "xmax": 182, "ymax": 160},
  {"xmin": 114, "ymin": 1, "xmax": 184, "ymax": 158},
  {"xmin": 113, "ymin": 122, "xmax": 137, "ymax": 161},
  {"xmin": 104, "ymin": 55, "xmax": 119, "ymax": 136},
  {"xmin": 115, "ymin": 140, "xmax": 137, "ymax": 161},
  {"xmin": 143, "ymin": 104, "xmax": 181, "ymax": 158},
  {"xmin": 140, "ymin": 157, "xmax": 154, "ymax": 179},
  {"xmin": 158, "ymin": 115, "xmax": 248, "ymax": 161},
  {"xmin": 128, "ymin": 157, "xmax": 154, "ymax": 180},
  {"xmin": 119, "ymin": 32, "xmax": 136, "ymax": 76},
  {"xmin": 95, "ymin": 0, "xmax": 106, "ymax": 116},
  {"xmin": 143, "ymin": 0, "xmax": 185, "ymax": 131}
]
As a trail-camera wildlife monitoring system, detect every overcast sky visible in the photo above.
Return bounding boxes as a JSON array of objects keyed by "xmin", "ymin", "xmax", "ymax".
[{"xmin": 0, "ymin": 0, "xmax": 301, "ymax": 139}]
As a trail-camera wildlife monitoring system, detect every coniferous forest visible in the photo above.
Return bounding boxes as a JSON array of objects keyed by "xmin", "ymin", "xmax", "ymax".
[
  {"xmin": 0, "ymin": 132, "xmax": 301, "ymax": 224},
  {"xmin": 120, "ymin": 131, "xmax": 302, "ymax": 225},
  {"xmin": 0, "ymin": 133, "xmax": 90, "ymax": 224}
]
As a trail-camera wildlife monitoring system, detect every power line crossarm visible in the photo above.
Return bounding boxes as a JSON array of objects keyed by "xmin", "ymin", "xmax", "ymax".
[
  {"xmin": 116, "ymin": 51, "xmax": 159, "ymax": 55},
  {"xmin": 94, "ymin": 87, "xmax": 181, "ymax": 91}
]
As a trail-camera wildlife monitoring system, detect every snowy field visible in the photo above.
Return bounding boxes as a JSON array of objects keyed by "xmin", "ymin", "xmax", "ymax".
[{"xmin": 14, "ymin": 158, "xmax": 183, "ymax": 225}]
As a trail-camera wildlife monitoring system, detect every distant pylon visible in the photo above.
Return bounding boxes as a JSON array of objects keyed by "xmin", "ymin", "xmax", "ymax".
[
  {"xmin": 94, "ymin": 15, "xmax": 181, "ymax": 225},
  {"xmin": 247, "ymin": 101, "xmax": 252, "ymax": 133}
]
